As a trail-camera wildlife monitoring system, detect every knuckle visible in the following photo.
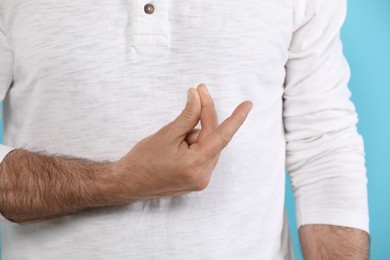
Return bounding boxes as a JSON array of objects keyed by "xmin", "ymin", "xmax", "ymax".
[
  {"xmin": 182, "ymin": 165, "xmax": 210, "ymax": 191},
  {"xmin": 181, "ymin": 109, "xmax": 194, "ymax": 120},
  {"xmin": 193, "ymin": 177, "xmax": 210, "ymax": 191},
  {"xmin": 220, "ymin": 133, "xmax": 232, "ymax": 148}
]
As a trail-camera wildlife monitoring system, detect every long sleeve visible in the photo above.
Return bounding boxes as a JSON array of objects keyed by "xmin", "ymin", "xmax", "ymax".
[
  {"xmin": 284, "ymin": 0, "xmax": 369, "ymax": 232},
  {"xmin": 0, "ymin": 8, "xmax": 16, "ymax": 224},
  {"xmin": 0, "ymin": 9, "xmax": 14, "ymax": 161}
]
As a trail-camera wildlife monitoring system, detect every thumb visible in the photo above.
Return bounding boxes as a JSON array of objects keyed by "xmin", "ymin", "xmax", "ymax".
[{"xmin": 168, "ymin": 88, "xmax": 201, "ymax": 139}]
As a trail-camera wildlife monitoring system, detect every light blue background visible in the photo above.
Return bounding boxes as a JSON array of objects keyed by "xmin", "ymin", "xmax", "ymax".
[
  {"xmin": 1, "ymin": 0, "xmax": 389, "ymax": 259},
  {"xmin": 286, "ymin": 0, "xmax": 390, "ymax": 259}
]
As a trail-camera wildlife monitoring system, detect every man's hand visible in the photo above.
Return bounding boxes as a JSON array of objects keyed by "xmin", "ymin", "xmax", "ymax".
[
  {"xmin": 113, "ymin": 84, "xmax": 253, "ymax": 199},
  {"xmin": 0, "ymin": 83, "xmax": 252, "ymax": 223}
]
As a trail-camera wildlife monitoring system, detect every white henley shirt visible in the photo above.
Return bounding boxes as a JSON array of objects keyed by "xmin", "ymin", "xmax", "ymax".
[{"xmin": 0, "ymin": 0, "xmax": 369, "ymax": 259}]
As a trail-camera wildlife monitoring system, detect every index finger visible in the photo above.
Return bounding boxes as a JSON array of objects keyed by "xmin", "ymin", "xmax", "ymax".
[
  {"xmin": 200, "ymin": 101, "xmax": 253, "ymax": 157},
  {"xmin": 197, "ymin": 84, "xmax": 218, "ymax": 142}
]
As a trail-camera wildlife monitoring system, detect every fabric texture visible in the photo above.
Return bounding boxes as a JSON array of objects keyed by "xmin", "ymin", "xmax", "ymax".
[{"xmin": 0, "ymin": 0, "xmax": 368, "ymax": 259}]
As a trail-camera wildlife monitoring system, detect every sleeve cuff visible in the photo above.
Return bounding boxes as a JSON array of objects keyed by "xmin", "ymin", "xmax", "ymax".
[
  {"xmin": 297, "ymin": 209, "xmax": 370, "ymax": 234},
  {"xmin": 0, "ymin": 210, "xmax": 15, "ymax": 224},
  {"xmin": 0, "ymin": 144, "xmax": 14, "ymax": 163}
]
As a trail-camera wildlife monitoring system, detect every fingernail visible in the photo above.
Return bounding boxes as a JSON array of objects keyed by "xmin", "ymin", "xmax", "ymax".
[
  {"xmin": 248, "ymin": 101, "xmax": 254, "ymax": 110},
  {"xmin": 187, "ymin": 88, "xmax": 193, "ymax": 101},
  {"xmin": 197, "ymin": 83, "xmax": 208, "ymax": 94},
  {"xmin": 247, "ymin": 101, "xmax": 254, "ymax": 115}
]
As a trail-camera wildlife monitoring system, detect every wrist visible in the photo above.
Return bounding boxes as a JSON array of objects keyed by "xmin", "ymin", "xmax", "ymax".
[{"xmin": 96, "ymin": 158, "xmax": 137, "ymax": 206}]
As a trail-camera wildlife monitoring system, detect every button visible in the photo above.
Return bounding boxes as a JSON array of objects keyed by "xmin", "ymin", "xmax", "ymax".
[{"xmin": 144, "ymin": 4, "xmax": 155, "ymax": 14}]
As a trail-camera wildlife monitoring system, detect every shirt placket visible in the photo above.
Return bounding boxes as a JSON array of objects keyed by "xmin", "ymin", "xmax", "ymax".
[{"xmin": 132, "ymin": 0, "xmax": 170, "ymax": 47}]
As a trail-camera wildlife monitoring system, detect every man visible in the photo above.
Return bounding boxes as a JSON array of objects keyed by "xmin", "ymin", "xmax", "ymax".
[{"xmin": 0, "ymin": 0, "xmax": 369, "ymax": 259}]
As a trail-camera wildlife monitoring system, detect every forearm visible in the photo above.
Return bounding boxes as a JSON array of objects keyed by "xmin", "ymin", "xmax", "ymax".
[
  {"xmin": 0, "ymin": 85, "xmax": 251, "ymax": 224},
  {"xmin": 0, "ymin": 149, "xmax": 124, "ymax": 223},
  {"xmin": 299, "ymin": 224, "xmax": 370, "ymax": 260}
]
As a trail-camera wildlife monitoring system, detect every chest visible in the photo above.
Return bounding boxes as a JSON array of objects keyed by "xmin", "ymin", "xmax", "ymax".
[{"xmin": 3, "ymin": 0, "xmax": 293, "ymax": 69}]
